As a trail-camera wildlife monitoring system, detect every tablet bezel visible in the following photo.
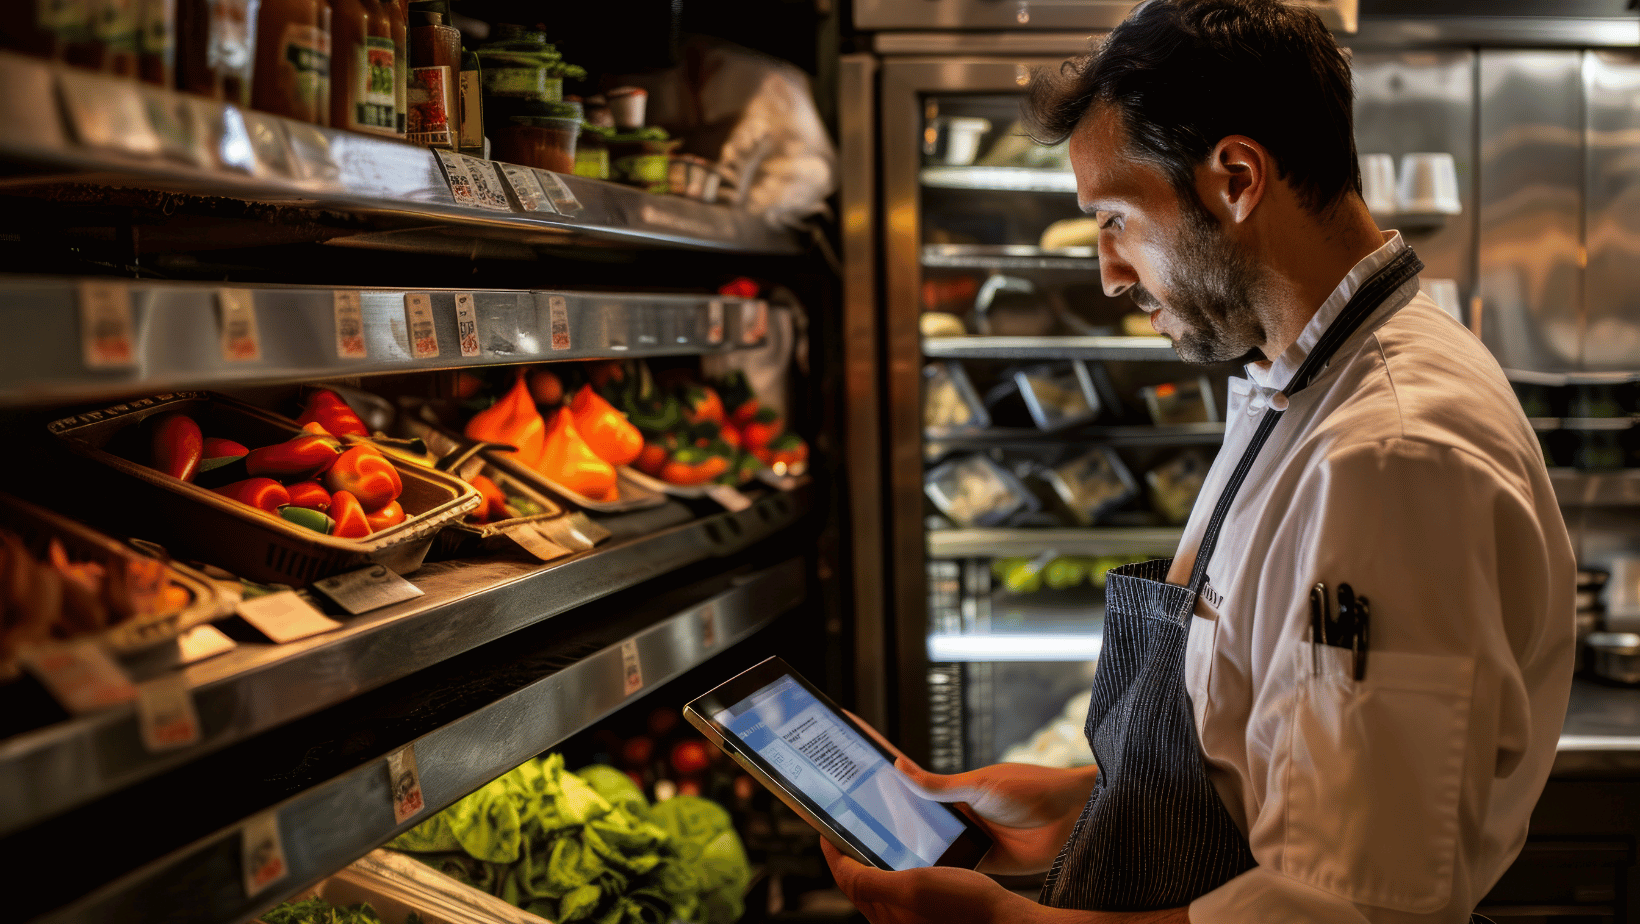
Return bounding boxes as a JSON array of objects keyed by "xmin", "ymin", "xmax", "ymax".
[{"xmin": 683, "ymin": 655, "xmax": 994, "ymax": 871}]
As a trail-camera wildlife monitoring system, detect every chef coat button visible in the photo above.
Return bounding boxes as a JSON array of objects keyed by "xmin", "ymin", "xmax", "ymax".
[
  {"xmin": 1247, "ymin": 400, "xmax": 1264, "ymax": 416},
  {"xmin": 1270, "ymin": 392, "xmax": 1290, "ymax": 411}
]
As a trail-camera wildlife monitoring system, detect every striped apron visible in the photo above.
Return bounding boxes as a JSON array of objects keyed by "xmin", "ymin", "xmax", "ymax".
[{"xmin": 1040, "ymin": 247, "xmax": 1427, "ymax": 911}]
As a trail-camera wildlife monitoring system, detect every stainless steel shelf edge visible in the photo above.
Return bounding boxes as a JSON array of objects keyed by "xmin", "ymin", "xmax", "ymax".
[
  {"xmin": 922, "ymin": 244, "xmax": 1096, "ymax": 271},
  {"xmin": 926, "ymin": 423, "xmax": 1226, "ymax": 449},
  {"xmin": 923, "ymin": 335, "xmax": 1179, "ymax": 362},
  {"xmin": 0, "ymin": 53, "xmax": 799, "ymax": 257},
  {"xmin": 0, "ymin": 277, "xmax": 764, "ymax": 404},
  {"xmin": 0, "ymin": 486, "xmax": 810, "ymax": 838},
  {"xmin": 929, "ymin": 527, "xmax": 1184, "ymax": 558},
  {"xmin": 37, "ymin": 557, "xmax": 805, "ymax": 924},
  {"xmin": 1550, "ymin": 469, "xmax": 1640, "ymax": 508},
  {"xmin": 920, "ymin": 166, "xmax": 1077, "ymax": 193}
]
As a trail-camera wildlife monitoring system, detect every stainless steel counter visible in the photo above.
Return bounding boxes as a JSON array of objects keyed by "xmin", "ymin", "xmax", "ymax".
[{"xmin": 1553, "ymin": 676, "xmax": 1640, "ymax": 776}]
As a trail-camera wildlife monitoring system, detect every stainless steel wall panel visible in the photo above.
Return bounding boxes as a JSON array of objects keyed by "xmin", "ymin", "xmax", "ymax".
[
  {"xmin": 1351, "ymin": 50, "xmax": 1477, "ymax": 307},
  {"xmin": 1582, "ymin": 50, "xmax": 1640, "ymax": 372},
  {"xmin": 1476, "ymin": 50, "xmax": 1585, "ymax": 373}
]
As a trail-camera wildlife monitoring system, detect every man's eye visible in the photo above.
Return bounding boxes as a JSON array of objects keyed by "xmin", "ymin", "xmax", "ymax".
[{"xmin": 1099, "ymin": 215, "xmax": 1122, "ymax": 231}]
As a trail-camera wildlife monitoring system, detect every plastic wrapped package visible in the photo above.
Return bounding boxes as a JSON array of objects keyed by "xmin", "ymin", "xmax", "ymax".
[
  {"xmin": 999, "ymin": 690, "xmax": 1096, "ymax": 768},
  {"xmin": 923, "ymin": 362, "xmax": 989, "ymax": 434},
  {"xmin": 1039, "ymin": 448, "xmax": 1138, "ymax": 526},
  {"xmin": 925, "ymin": 454, "xmax": 1037, "ymax": 528},
  {"xmin": 1146, "ymin": 450, "xmax": 1213, "ymax": 525},
  {"xmin": 1015, "ymin": 362, "xmax": 1100, "ymax": 431},
  {"xmin": 1139, "ymin": 377, "xmax": 1219, "ymax": 425}
]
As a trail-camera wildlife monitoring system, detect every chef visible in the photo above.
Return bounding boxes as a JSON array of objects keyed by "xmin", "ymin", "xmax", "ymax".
[{"xmin": 823, "ymin": 1, "xmax": 1576, "ymax": 922}]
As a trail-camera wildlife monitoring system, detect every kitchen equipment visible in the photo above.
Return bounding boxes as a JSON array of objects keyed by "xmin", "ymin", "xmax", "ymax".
[
  {"xmin": 1139, "ymin": 377, "xmax": 1219, "ymax": 425},
  {"xmin": 1605, "ymin": 556, "xmax": 1640, "ymax": 633},
  {"xmin": 1586, "ymin": 632, "xmax": 1640, "ymax": 685},
  {"xmin": 932, "ymin": 116, "xmax": 991, "ymax": 166},
  {"xmin": 1359, "ymin": 153, "xmax": 1398, "ymax": 215},
  {"xmin": 1397, "ymin": 152, "xmax": 1462, "ymax": 214}
]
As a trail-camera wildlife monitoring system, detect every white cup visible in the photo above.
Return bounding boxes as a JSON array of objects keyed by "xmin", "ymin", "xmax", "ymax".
[
  {"xmin": 1424, "ymin": 278, "xmax": 1462, "ymax": 322},
  {"xmin": 1398, "ymin": 152, "xmax": 1462, "ymax": 215},
  {"xmin": 939, "ymin": 117, "xmax": 992, "ymax": 166},
  {"xmin": 1359, "ymin": 153, "xmax": 1398, "ymax": 215}
]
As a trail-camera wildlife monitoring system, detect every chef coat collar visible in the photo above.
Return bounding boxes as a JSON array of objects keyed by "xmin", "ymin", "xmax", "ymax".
[{"xmin": 1245, "ymin": 231, "xmax": 1410, "ymax": 394}]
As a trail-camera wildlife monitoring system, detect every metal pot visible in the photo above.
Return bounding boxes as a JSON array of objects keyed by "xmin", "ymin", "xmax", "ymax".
[{"xmin": 1586, "ymin": 632, "xmax": 1640, "ymax": 685}]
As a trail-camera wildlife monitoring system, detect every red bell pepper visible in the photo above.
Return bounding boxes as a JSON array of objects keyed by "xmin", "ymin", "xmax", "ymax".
[
  {"xmin": 634, "ymin": 442, "xmax": 670, "ymax": 477},
  {"xmin": 214, "ymin": 477, "xmax": 290, "ymax": 514},
  {"xmin": 245, "ymin": 434, "xmax": 343, "ymax": 481},
  {"xmin": 660, "ymin": 448, "xmax": 732, "ymax": 487},
  {"xmin": 150, "ymin": 413, "xmax": 203, "ymax": 482},
  {"xmin": 323, "ymin": 445, "xmax": 403, "ymax": 512},
  {"xmin": 201, "ymin": 437, "xmax": 248, "ymax": 460},
  {"xmin": 285, "ymin": 480, "xmax": 332, "ymax": 511},
  {"xmin": 754, "ymin": 432, "xmax": 809, "ymax": 475},
  {"xmin": 365, "ymin": 500, "xmax": 406, "ymax": 532},
  {"xmin": 740, "ymin": 406, "xmax": 783, "ymax": 453},
  {"xmin": 297, "ymin": 389, "xmax": 369, "ymax": 438},
  {"xmin": 329, "ymin": 490, "xmax": 372, "ymax": 538},
  {"xmin": 683, "ymin": 386, "xmax": 725, "ymax": 426}
]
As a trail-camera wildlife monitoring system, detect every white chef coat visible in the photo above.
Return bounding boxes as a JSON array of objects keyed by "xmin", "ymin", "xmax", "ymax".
[{"xmin": 1171, "ymin": 232, "xmax": 1576, "ymax": 923}]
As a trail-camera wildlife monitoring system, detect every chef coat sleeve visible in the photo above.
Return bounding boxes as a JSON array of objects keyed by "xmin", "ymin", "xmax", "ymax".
[{"xmin": 1189, "ymin": 437, "xmax": 1573, "ymax": 923}]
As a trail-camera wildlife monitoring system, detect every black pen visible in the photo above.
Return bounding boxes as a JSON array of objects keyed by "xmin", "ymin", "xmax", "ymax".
[
  {"xmin": 1353, "ymin": 594, "xmax": 1371, "ymax": 681},
  {"xmin": 1309, "ymin": 584, "xmax": 1328, "ymax": 674}
]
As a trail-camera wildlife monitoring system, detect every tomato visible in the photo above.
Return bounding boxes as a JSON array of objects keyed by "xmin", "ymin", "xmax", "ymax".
[{"xmin": 670, "ymin": 739, "xmax": 712, "ymax": 776}]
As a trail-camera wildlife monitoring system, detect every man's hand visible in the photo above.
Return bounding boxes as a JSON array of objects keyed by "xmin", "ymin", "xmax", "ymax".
[{"xmin": 897, "ymin": 757, "xmax": 1099, "ymax": 876}]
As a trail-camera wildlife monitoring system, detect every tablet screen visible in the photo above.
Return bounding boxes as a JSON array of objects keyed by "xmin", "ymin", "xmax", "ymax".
[{"xmin": 714, "ymin": 673, "xmax": 968, "ymax": 871}]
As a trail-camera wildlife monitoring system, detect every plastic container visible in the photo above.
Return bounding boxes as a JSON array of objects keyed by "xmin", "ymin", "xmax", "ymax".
[
  {"xmin": 46, "ymin": 393, "xmax": 482, "ymax": 586},
  {"xmin": 925, "ymin": 454, "xmax": 1037, "ymax": 528},
  {"xmin": 1139, "ymin": 377, "xmax": 1219, "ymax": 425},
  {"xmin": 668, "ymin": 154, "xmax": 722, "ymax": 202},
  {"xmin": 1146, "ymin": 450, "xmax": 1212, "ymax": 526},
  {"xmin": 923, "ymin": 362, "xmax": 989, "ymax": 434},
  {"xmin": 1040, "ymin": 448, "xmax": 1138, "ymax": 526},
  {"xmin": 491, "ymin": 115, "xmax": 581, "ymax": 173},
  {"xmin": 1015, "ymin": 362, "xmax": 1100, "ymax": 431},
  {"xmin": 606, "ymin": 85, "xmax": 647, "ymax": 130}
]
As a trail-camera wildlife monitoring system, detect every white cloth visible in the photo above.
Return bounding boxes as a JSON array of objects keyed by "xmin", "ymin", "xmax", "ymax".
[{"xmin": 1176, "ymin": 232, "xmax": 1576, "ymax": 922}]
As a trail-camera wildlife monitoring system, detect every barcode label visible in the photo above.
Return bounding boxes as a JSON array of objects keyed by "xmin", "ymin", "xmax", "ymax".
[
  {"xmin": 707, "ymin": 299, "xmax": 725, "ymax": 345},
  {"xmin": 333, "ymin": 290, "xmax": 367, "ymax": 359},
  {"xmin": 219, "ymin": 288, "xmax": 261, "ymax": 362},
  {"xmin": 137, "ymin": 671, "xmax": 201, "ymax": 752},
  {"xmin": 405, "ymin": 293, "xmax": 439, "ymax": 359},
  {"xmin": 79, "ymin": 280, "xmax": 137, "ymax": 368},
  {"xmin": 501, "ymin": 163, "xmax": 556, "ymax": 214},
  {"xmin": 454, "ymin": 292, "xmax": 480, "ymax": 357},
  {"xmin": 387, "ymin": 745, "xmax": 426, "ymax": 823},
  {"xmin": 435, "ymin": 148, "xmax": 478, "ymax": 206},
  {"xmin": 548, "ymin": 295, "xmax": 571, "ymax": 351},
  {"xmin": 241, "ymin": 811, "xmax": 288, "ymax": 897},
  {"xmin": 460, "ymin": 154, "xmax": 513, "ymax": 211},
  {"xmin": 621, "ymin": 639, "xmax": 643, "ymax": 696}
]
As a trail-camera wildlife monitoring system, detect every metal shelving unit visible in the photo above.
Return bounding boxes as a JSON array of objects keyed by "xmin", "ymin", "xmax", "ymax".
[
  {"xmin": 927, "ymin": 422, "xmax": 1226, "ymax": 451},
  {"xmin": 921, "ymin": 243, "xmax": 1095, "ymax": 270},
  {"xmin": 918, "ymin": 166, "xmax": 1077, "ymax": 193},
  {"xmin": 1550, "ymin": 469, "xmax": 1640, "ymax": 507},
  {"xmin": 923, "ymin": 335, "xmax": 1179, "ymax": 362},
  {"xmin": 928, "ymin": 527, "xmax": 1185, "ymax": 558}
]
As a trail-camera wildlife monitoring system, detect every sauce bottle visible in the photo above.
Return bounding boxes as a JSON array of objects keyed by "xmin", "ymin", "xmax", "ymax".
[
  {"xmin": 252, "ymin": 0, "xmax": 331, "ymax": 125},
  {"xmin": 387, "ymin": 0, "xmax": 407, "ymax": 137},
  {"xmin": 406, "ymin": 9, "xmax": 458, "ymax": 148},
  {"xmin": 176, "ymin": 0, "xmax": 255, "ymax": 105},
  {"xmin": 457, "ymin": 44, "xmax": 483, "ymax": 156},
  {"xmin": 330, "ymin": 0, "xmax": 394, "ymax": 134}
]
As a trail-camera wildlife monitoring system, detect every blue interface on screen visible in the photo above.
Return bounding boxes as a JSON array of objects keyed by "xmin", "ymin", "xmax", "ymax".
[{"xmin": 715, "ymin": 675, "xmax": 967, "ymax": 871}]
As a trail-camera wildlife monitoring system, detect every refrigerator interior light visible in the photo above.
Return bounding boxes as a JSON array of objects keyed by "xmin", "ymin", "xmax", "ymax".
[{"xmin": 927, "ymin": 632, "xmax": 1103, "ymax": 662}]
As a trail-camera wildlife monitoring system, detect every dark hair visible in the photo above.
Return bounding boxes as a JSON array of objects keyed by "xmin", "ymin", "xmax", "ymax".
[{"xmin": 1026, "ymin": 0, "xmax": 1361, "ymax": 216}]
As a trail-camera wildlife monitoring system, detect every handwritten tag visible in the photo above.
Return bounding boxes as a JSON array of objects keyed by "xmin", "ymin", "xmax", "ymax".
[
  {"xmin": 22, "ymin": 641, "xmax": 138, "ymax": 714},
  {"xmin": 387, "ymin": 744, "xmax": 426, "ymax": 824},
  {"xmin": 533, "ymin": 168, "xmax": 582, "ymax": 215},
  {"xmin": 621, "ymin": 639, "xmax": 643, "ymax": 697},
  {"xmin": 405, "ymin": 293, "xmax": 439, "ymax": 359},
  {"xmin": 435, "ymin": 148, "xmax": 478, "ymax": 206},
  {"xmin": 137, "ymin": 671, "xmax": 202, "ymax": 752},
  {"xmin": 79, "ymin": 280, "xmax": 137, "ymax": 369},
  {"xmin": 333, "ymin": 290, "xmax": 367, "ymax": 359},
  {"xmin": 454, "ymin": 292, "xmax": 481, "ymax": 357},
  {"xmin": 700, "ymin": 602, "xmax": 719, "ymax": 650},
  {"xmin": 501, "ymin": 163, "xmax": 556, "ymax": 214},
  {"xmin": 502, "ymin": 523, "xmax": 571, "ymax": 562},
  {"xmin": 176, "ymin": 624, "xmax": 237, "ymax": 664},
  {"xmin": 548, "ymin": 295, "xmax": 571, "ymax": 351},
  {"xmin": 237, "ymin": 591, "xmax": 342, "ymax": 644},
  {"xmin": 705, "ymin": 484, "xmax": 753, "ymax": 512},
  {"xmin": 460, "ymin": 154, "xmax": 513, "ymax": 211},
  {"xmin": 218, "ymin": 288, "xmax": 261, "ymax": 362},
  {"xmin": 311, "ymin": 564, "xmax": 423, "ymax": 615},
  {"xmin": 241, "ymin": 811, "xmax": 288, "ymax": 898},
  {"xmin": 707, "ymin": 299, "xmax": 725, "ymax": 345},
  {"xmin": 741, "ymin": 299, "xmax": 769, "ymax": 345}
]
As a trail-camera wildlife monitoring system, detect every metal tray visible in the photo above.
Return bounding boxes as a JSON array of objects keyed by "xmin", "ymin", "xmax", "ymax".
[{"xmin": 46, "ymin": 393, "xmax": 483, "ymax": 586}]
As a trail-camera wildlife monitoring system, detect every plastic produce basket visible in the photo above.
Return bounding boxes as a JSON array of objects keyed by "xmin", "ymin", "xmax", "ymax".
[{"xmin": 46, "ymin": 393, "xmax": 482, "ymax": 586}]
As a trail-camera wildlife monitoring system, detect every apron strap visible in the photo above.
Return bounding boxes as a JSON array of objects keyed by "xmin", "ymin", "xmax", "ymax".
[{"xmin": 1182, "ymin": 247, "xmax": 1425, "ymax": 605}]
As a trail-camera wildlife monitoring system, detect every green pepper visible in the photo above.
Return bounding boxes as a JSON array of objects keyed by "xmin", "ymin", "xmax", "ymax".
[{"xmin": 278, "ymin": 504, "xmax": 334, "ymax": 535}]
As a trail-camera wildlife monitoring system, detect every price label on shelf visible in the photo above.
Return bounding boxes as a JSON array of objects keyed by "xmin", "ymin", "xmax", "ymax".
[
  {"xmin": 136, "ymin": 671, "xmax": 201, "ymax": 752},
  {"xmin": 218, "ymin": 288, "xmax": 262, "ymax": 362},
  {"xmin": 460, "ymin": 154, "xmax": 513, "ymax": 212},
  {"xmin": 533, "ymin": 168, "xmax": 582, "ymax": 216},
  {"xmin": 500, "ymin": 163, "xmax": 557, "ymax": 214},
  {"xmin": 454, "ymin": 291, "xmax": 481, "ymax": 357},
  {"xmin": 176, "ymin": 624, "xmax": 237, "ymax": 665},
  {"xmin": 699, "ymin": 602, "xmax": 719, "ymax": 650},
  {"xmin": 620, "ymin": 639, "xmax": 644, "ymax": 697},
  {"xmin": 706, "ymin": 299, "xmax": 725, "ymax": 345},
  {"xmin": 404, "ymin": 293, "xmax": 440, "ymax": 359},
  {"xmin": 333, "ymin": 290, "xmax": 367, "ymax": 359},
  {"xmin": 78, "ymin": 280, "xmax": 137, "ymax": 369},
  {"xmin": 21, "ymin": 641, "xmax": 138, "ymax": 714},
  {"xmin": 311, "ymin": 564, "xmax": 423, "ymax": 615},
  {"xmin": 241, "ymin": 811, "xmax": 288, "ymax": 898},
  {"xmin": 705, "ymin": 484, "xmax": 753, "ymax": 512},
  {"xmin": 502, "ymin": 523, "xmax": 570, "ymax": 562},
  {"xmin": 434, "ymin": 148, "xmax": 479, "ymax": 207},
  {"xmin": 548, "ymin": 295, "xmax": 571, "ymax": 351},
  {"xmin": 387, "ymin": 744, "xmax": 426, "ymax": 823},
  {"xmin": 536, "ymin": 512, "xmax": 608, "ymax": 552},
  {"xmin": 59, "ymin": 68, "xmax": 163, "ymax": 157},
  {"xmin": 741, "ymin": 299, "xmax": 769, "ymax": 345},
  {"xmin": 237, "ymin": 591, "xmax": 342, "ymax": 644}
]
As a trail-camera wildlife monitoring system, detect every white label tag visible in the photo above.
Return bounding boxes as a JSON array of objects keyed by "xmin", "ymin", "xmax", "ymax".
[
  {"xmin": 237, "ymin": 591, "xmax": 342, "ymax": 644},
  {"xmin": 79, "ymin": 280, "xmax": 137, "ymax": 369},
  {"xmin": 700, "ymin": 602, "xmax": 719, "ymax": 650},
  {"xmin": 21, "ymin": 642, "xmax": 138, "ymax": 714},
  {"xmin": 59, "ymin": 68, "xmax": 163, "ymax": 157},
  {"xmin": 311, "ymin": 564, "xmax": 424, "ymax": 615},
  {"xmin": 405, "ymin": 293, "xmax": 439, "ymax": 359},
  {"xmin": 176, "ymin": 624, "xmax": 237, "ymax": 664},
  {"xmin": 241, "ymin": 811, "xmax": 288, "ymax": 898},
  {"xmin": 705, "ymin": 484, "xmax": 753, "ymax": 512},
  {"xmin": 533, "ymin": 168, "xmax": 582, "ymax": 215},
  {"xmin": 333, "ymin": 290, "xmax": 367, "ymax": 359},
  {"xmin": 535, "ymin": 512, "xmax": 606, "ymax": 552},
  {"xmin": 621, "ymin": 639, "xmax": 643, "ymax": 697},
  {"xmin": 501, "ymin": 163, "xmax": 556, "ymax": 214},
  {"xmin": 454, "ymin": 292, "xmax": 481, "ymax": 357},
  {"xmin": 387, "ymin": 744, "xmax": 426, "ymax": 824},
  {"xmin": 435, "ymin": 148, "xmax": 478, "ymax": 206},
  {"xmin": 741, "ymin": 299, "xmax": 769, "ymax": 345},
  {"xmin": 137, "ymin": 671, "xmax": 202, "ymax": 752},
  {"xmin": 707, "ymin": 299, "xmax": 725, "ymax": 345},
  {"xmin": 502, "ymin": 523, "xmax": 571, "ymax": 562},
  {"xmin": 548, "ymin": 295, "xmax": 571, "ymax": 351},
  {"xmin": 461, "ymin": 154, "xmax": 513, "ymax": 211},
  {"xmin": 218, "ymin": 288, "xmax": 261, "ymax": 362}
]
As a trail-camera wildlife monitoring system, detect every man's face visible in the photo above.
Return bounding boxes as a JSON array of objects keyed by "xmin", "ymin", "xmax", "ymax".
[{"xmin": 1068, "ymin": 106, "xmax": 1267, "ymax": 364}]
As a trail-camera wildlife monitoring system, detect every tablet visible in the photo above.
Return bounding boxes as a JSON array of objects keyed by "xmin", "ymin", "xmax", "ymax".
[{"xmin": 683, "ymin": 656, "xmax": 994, "ymax": 871}]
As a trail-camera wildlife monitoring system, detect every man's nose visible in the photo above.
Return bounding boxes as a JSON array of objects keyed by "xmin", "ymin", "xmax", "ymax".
[{"xmin": 1098, "ymin": 233, "xmax": 1135, "ymax": 297}]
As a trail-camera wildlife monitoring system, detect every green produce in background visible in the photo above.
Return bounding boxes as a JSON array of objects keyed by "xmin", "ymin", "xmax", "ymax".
[
  {"xmin": 990, "ymin": 556, "xmax": 1029, "ymax": 581},
  {"xmin": 1043, "ymin": 557, "xmax": 1087, "ymax": 590},
  {"xmin": 1001, "ymin": 558, "xmax": 1042, "ymax": 594},
  {"xmin": 260, "ymin": 897, "xmax": 389, "ymax": 924},
  {"xmin": 652, "ymin": 796, "xmax": 753, "ymax": 924}
]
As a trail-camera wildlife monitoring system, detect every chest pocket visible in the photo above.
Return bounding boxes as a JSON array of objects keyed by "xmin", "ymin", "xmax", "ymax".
[{"xmin": 1275, "ymin": 646, "xmax": 1475, "ymax": 913}]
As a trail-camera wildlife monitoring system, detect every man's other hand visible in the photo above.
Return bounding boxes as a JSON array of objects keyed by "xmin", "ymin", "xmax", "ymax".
[{"xmin": 896, "ymin": 757, "xmax": 1099, "ymax": 876}]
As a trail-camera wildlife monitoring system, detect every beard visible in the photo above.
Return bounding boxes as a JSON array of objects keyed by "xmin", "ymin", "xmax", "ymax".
[{"xmin": 1133, "ymin": 209, "xmax": 1267, "ymax": 365}]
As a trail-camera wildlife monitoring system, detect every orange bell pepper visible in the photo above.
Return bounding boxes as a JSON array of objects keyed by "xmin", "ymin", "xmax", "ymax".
[
  {"xmin": 468, "ymin": 474, "xmax": 510, "ymax": 524},
  {"xmin": 324, "ymin": 444, "xmax": 404, "ymax": 512},
  {"xmin": 659, "ymin": 448, "xmax": 731, "ymax": 487},
  {"xmin": 569, "ymin": 385, "xmax": 643, "ymax": 467},
  {"xmin": 365, "ymin": 500, "xmax": 406, "ymax": 532},
  {"xmin": 539, "ymin": 407, "xmax": 618, "ymax": 502},
  {"xmin": 329, "ymin": 490, "xmax": 372, "ymax": 538},
  {"xmin": 683, "ymin": 386, "xmax": 725, "ymax": 426},
  {"xmin": 297, "ymin": 389, "xmax": 370, "ymax": 438},
  {"xmin": 755, "ymin": 432, "xmax": 810, "ymax": 475},
  {"xmin": 214, "ymin": 477, "xmax": 290, "ymax": 514},
  {"xmin": 149, "ymin": 413, "xmax": 203, "ymax": 482},
  {"xmin": 286, "ymin": 480, "xmax": 332, "ymax": 511},
  {"xmin": 466, "ymin": 372, "xmax": 546, "ymax": 468}
]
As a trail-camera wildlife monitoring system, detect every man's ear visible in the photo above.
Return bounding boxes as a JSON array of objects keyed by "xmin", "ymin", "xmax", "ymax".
[{"xmin": 1200, "ymin": 135, "xmax": 1268, "ymax": 225}]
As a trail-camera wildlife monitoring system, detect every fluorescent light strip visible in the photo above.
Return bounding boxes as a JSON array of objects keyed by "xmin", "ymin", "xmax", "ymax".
[{"xmin": 927, "ymin": 634, "xmax": 1103, "ymax": 662}]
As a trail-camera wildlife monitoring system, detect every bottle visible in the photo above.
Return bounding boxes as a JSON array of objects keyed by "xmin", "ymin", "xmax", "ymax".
[
  {"xmin": 89, "ymin": 0, "xmax": 140, "ymax": 75},
  {"xmin": 176, "ymin": 0, "xmax": 255, "ymax": 105},
  {"xmin": 457, "ymin": 45, "xmax": 483, "ymax": 157},
  {"xmin": 406, "ymin": 10, "xmax": 458, "ymax": 148},
  {"xmin": 387, "ymin": 0, "xmax": 406, "ymax": 137},
  {"xmin": 330, "ymin": 0, "xmax": 394, "ymax": 134},
  {"xmin": 252, "ymin": 0, "xmax": 331, "ymax": 125},
  {"xmin": 137, "ymin": 0, "xmax": 175, "ymax": 86}
]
